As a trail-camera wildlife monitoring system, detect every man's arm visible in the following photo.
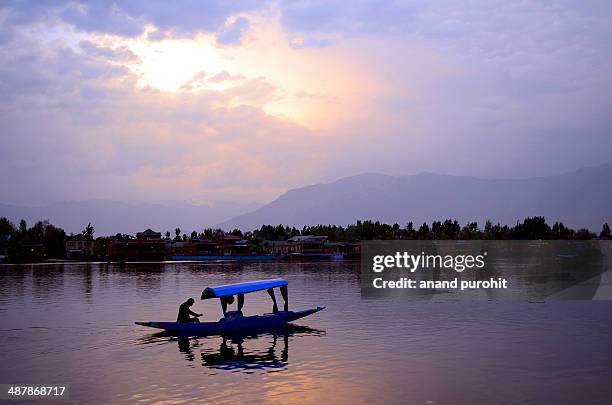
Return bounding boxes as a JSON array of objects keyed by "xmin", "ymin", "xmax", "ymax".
[{"xmin": 188, "ymin": 309, "xmax": 201, "ymax": 317}]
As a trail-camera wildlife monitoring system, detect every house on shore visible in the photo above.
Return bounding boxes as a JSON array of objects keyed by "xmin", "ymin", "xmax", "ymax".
[
  {"xmin": 136, "ymin": 229, "xmax": 162, "ymax": 240},
  {"xmin": 15, "ymin": 241, "xmax": 46, "ymax": 262},
  {"xmin": 109, "ymin": 229, "xmax": 166, "ymax": 261},
  {"xmin": 323, "ymin": 241, "xmax": 361, "ymax": 259},
  {"xmin": 271, "ymin": 235, "xmax": 361, "ymax": 260},
  {"xmin": 0, "ymin": 234, "xmax": 10, "ymax": 262},
  {"xmin": 167, "ymin": 239, "xmax": 217, "ymax": 256},
  {"xmin": 271, "ymin": 235, "xmax": 328, "ymax": 256},
  {"xmin": 168, "ymin": 235, "xmax": 258, "ymax": 258},
  {"xmin": 65, "ymin": 234, "xmax": 95, "ymax": 259}
]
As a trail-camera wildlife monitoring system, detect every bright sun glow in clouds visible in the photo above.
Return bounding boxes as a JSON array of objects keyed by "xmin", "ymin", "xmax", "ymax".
[
  {"xmin": 127, "ymin": 33, "xmax": 225, "ymax": 92},
  {"xmin": 113, "ymin": 18, "xmax": 371, "ymax": 130}
]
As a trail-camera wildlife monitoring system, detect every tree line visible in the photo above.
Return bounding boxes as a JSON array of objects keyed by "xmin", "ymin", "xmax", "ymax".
[
  {"xmin": 1, "ymin": 216, "xmax": 611, "ymax": 261},
  {"xmin": 246, "ymin": 217, "xmax": 611, "ymax": 242}
]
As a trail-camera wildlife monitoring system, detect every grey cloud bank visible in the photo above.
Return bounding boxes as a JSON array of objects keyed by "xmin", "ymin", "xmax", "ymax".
[{"xmin": 0, "ymin": 1, "xmax": 611, "ymax": 208}]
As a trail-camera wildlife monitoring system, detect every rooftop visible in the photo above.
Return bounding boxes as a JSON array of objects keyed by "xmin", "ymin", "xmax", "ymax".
[
  {"xmin": 136, "ymin": 229, "xmax": 162, "ymax": 240},
  {"xmin": 287, "ymin": 235, "xmax": 328, "ymax": 243}
]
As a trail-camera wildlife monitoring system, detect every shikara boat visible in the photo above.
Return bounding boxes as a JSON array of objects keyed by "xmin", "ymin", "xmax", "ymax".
[{"xmin": 135, "ymin": 278, "xmax": 325, "ymax": 334}]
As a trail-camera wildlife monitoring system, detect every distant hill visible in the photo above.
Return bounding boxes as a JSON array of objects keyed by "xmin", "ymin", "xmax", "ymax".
[
  {"xmin": 0, "ymin": 199, "xmax": 259, "ymax": 236},
  {"xmin": 217, "ymin": 164, "xmax": 612, "ymax": 232}
]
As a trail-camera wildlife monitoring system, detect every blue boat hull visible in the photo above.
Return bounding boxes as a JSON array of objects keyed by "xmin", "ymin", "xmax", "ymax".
[{"xmin": 135, "ymin": 307, "xmax": 325, "ymax": 335}]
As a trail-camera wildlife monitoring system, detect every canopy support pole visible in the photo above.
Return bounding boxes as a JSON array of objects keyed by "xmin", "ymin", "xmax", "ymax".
[
  {"xmin": 267, "ymin": 288, "xmax": 278, "ymax": 314},
  {"xmin": 280, "ymin": 285, "xmax": 288, "ymax": 311},
  {"xmin": 220, "ymin": 295, "xmax": 235, "ymax": 315},
  {"xmin": 220, "ymin": 297, "xmax": 228, "ymax": 315},
  {"xmin": 237, "ymin": 293, "xmax": 244, "ymax": 312}
]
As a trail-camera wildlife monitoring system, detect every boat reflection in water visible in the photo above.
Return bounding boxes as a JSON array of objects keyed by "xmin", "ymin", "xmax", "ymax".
[{"xmin": 139, "ymin": 324, "xmax": 325, "ymax": 372}]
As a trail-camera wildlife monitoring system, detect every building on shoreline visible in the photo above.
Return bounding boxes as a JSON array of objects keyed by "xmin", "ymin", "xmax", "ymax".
[
  {"xmin": 0, "ymin": 234, "xmax": 10, "ymax": 262},
  {"xmin": 323, "ymin": 241, "xmax": 361, "ymax": 260},
  {"xmin": 16, "ymin": 241, "xmax": 46, "ymax": 262},
  {"xmin": 270, "ymin": 235, "xmax": 361, "ymax": 260},
  {"xmin": 272, "ymin": 235, "xmax": 328, "ymax": 256},
  {"xmin": 168, "ymin": 235, "xmax": 260, "ymax": 259},
  {"xmin": 109, "ymin": 229, "xmax": 166, "ymax": 261},
  {"xmin": 65, "ymin": 234, "xmax": 95, "ymax": 259},
  {"xmin": 5, "ymin": 226, "xmax": 361, "ymax": 263},
  {"xmin": 166, "ymin": 239, "xmax": 217, "ymax": 256},
  {"xmin": 136, "ymin": 229, "xmax": 162, "ymax": 240}
]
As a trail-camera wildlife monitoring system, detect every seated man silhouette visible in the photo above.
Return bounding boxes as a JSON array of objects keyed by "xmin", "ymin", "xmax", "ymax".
[{"xmin": 177, "ymin": 298, "xmax": 202, "ymax": 323}]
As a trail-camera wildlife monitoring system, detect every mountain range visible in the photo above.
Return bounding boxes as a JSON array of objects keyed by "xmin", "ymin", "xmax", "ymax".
[
  {"xmin": 0, "ymin": 199, "xmax": 259, "ymax": 236},
  {"xmin": 2, "ymin": 165, "xmax": 610, "ymax": 235},
  {"xmin": 217, "ymin": 164, "xmax": 612, "ymax": 232}
]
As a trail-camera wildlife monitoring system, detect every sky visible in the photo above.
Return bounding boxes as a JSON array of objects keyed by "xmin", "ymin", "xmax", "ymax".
[{"xmin": 1, "ymin": 1, "xmax": 611, "ymax": 207}]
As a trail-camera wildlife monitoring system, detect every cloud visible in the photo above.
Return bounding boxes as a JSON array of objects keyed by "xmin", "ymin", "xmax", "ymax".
[
  {"xmin": 208, "ymin": 71, "xmax": 245, "ymax": 83},
  {"xmin": 279, "ymin": 0, "xmax": 421, "ymax": 37},
  {"xmin": 216, "ymin": 17, "xmax": 251, "ymax": 45},
  {"xmin": 78, "ymin": 40, "xmax": 139, "ymax": 63},
  {"xmin": 60, "ymin": 2, "xmax": 144, "ymax": 37},
  {"xmin": 0, "ymin": 24, "xmax": 14, "ymax": 45},
  {"xmin": 0, "ymin": 21, "xmax": 329, "ymax": 205},
  {"xmin": 289, "ymin": 36, "xmax": 333, "ymax": 49},
  {"xmin": 1, "ymin": 0, "xmax": 263, "ymax": 42},
  {"xmin": 1, "ymin": 1, "xmax": 612, "ymax": 208}
]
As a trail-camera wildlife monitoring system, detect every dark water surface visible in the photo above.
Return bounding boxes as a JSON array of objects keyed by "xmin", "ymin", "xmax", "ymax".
[{"xmin": 1, "ymin": 262, "xmax": 612, "ymax": 404}]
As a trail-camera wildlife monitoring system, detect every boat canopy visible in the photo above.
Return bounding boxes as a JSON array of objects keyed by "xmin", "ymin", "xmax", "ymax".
[{"xmin": 201, "ymin": 278, "xmax": 288, "ymax": 299}]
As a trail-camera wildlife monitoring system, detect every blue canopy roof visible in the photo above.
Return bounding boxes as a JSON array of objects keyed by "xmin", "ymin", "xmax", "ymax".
[{"xmin": 201, "ymin": 278, "xmax": 288, "ymax": 299}]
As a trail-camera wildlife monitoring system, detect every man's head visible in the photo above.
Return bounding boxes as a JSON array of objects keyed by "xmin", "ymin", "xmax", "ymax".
[{"xmin": 186, "ymin": 298, "xmax": 195, "ymax": 306}]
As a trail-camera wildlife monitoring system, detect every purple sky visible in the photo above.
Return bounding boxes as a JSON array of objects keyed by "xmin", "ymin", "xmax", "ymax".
[{"xmin": 1, "ymin": 1, "xmax": 611, "ymax": 207}]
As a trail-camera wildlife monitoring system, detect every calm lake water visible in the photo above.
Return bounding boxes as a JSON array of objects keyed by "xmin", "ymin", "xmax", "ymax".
[{"xmin": 1, "ymin": 262, "xmax": 612, "ymax": 404}]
